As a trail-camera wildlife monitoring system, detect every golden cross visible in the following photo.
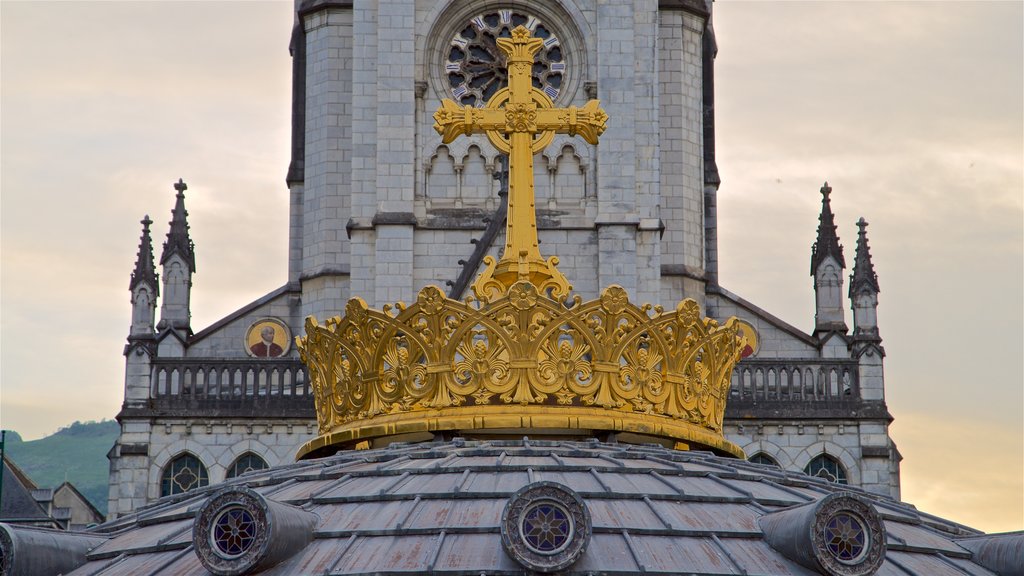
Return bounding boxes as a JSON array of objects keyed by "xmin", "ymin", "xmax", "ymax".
[{"xmin": 433, "ymin": 26, "xmax": 607, "ymax": 303}]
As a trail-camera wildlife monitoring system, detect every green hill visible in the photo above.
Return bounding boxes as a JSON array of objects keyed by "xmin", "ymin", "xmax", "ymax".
[{"xmin": 4, "ymin": 419, "xmax": 118, "ymax": 517}]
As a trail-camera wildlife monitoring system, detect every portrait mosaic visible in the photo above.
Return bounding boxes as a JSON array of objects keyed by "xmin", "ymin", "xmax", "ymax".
[{"xmin": 245, "ymin": 317, "xmax": 290, "ymax": 358}]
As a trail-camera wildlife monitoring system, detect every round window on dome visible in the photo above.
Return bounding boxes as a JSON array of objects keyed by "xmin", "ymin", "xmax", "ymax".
[
  {"xmin": 502, "ymin": 482, "xmax": 591, "ymax": 573},
  {"xmin": 519, "ymin": 500, "xmax": 574, "ymax": 555},
  {"xmin": 194, "ymin": 488, "xmax": 270, "ymax": 576},
  {"xmin": 823, "ymin": 510, "xmax": 869, "ymax": 565},
  {"xmin": 811, "ymin": 493, "xmax": 886, "ymax": 576},
  {"xmin": 211, "ymin": 506, "xmax": 258, "ymax": 559}
]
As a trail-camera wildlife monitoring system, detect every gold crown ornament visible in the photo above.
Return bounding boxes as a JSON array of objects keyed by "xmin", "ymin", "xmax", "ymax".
[{"xmin": 295, "ymin": 27, "xmax": 752, "ymax": 460}]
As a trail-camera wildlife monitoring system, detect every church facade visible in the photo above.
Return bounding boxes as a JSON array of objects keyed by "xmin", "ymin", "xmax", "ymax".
[{"xmin": 107, "ymin": 0, "xmax": 899, "ymax": 519}]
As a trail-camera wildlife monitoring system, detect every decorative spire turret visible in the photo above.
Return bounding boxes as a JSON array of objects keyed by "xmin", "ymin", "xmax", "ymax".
[
  {"xmin": 850, "ymin": 218, "xmax": 880, "ymax": 297},
  {"xmin": 850, "ymin": 218, "xmax": 881, "ymax": 342},
  {"xmin": 130, "ymin": 215, "xmax": 159, "ymax": 294},
  {"xmin": 810, "ymin": 182, "xmax": 848, "ymax": 336},
  {"xmin": 129, "ymin": 215, "xmax": 159, "ymax": 337},
  {"xmin": 157, "ymin": 179, "xmax": 195, "ymax": 333},
  {"xmin": 810, "ymin": 182, "xmax": 845, "ymax": 275},
  {"xmin": 160, "ymin": 178, "xmax": 196, "ymax": 271}
]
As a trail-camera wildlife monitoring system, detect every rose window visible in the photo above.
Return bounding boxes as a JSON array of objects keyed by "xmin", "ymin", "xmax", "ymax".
[
  {"xmin": 446, "ymin": 10, "xmax": 565, "ymax": 107},
  {"xmin": 520, "ymin": 501, "xmax": 572, "ymax": 554},
  {"xmin": 211, "ymin": 507, "xmax": 257, "ymax": 559},
  {"xmin": 823, "ymin": 511, "xmax": 869, "ymax": 564}
]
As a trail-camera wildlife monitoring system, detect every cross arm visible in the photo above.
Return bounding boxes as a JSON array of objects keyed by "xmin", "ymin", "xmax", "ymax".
[
  {"xmin": 534, "ymin": 100, "xmax": 608, "ymax": 145},
  {"xmin": 433, "ymin": 99, "xmax": 506, "ymax": 143}
]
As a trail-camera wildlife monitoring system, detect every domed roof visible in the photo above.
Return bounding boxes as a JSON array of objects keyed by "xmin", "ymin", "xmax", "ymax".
[{"xmin": 5, "ymin": 438, "xmax": 1018, "ymax": 576}]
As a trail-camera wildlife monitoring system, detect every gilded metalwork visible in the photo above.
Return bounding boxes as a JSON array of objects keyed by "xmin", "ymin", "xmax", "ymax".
[
  {"xmin": 433, "ymin": 26, "xmax": 607, "ymax": 303},
  {"xmin": 296, "ymin": 282, "xmax": 749, "ymax": 453},
  {"xmin": 296, "ymin": 27, "xmax": 753, "ymax": 459}
]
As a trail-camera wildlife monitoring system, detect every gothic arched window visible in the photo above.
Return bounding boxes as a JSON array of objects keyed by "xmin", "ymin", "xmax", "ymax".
[
  {"xmin": 804, "ymin": 454, "xmax": 848, "ymax": 484},
  {"xmin": 748, "ymin": 452, "xmax": 779, "ymax": 467},
  {"xmin": 160, "ymin": 453, "xmax": 209, "ymax": 497},
  {"xmin": 226, "ymin": 452, "xmax": 269, "ymax": 479}
]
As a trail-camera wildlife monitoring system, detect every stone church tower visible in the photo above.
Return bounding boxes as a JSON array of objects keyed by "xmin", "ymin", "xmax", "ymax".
[{"xmin": 108, "ymin": 0, "xmax": 900, "ymax": 518}]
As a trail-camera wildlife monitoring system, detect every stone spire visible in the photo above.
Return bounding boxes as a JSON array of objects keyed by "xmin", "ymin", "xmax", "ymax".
[
  {"xmin": 130, "ymin": 215, "xmax": 159, "ymax": 295},
  {"xmin": 129, "ymin": 215, "xmax": 159, "ymax": 337},
  {"xmin": 160, "ymin": 178, "xmax": 196, "ymax": 271},
  {"xmin": 810, "ymin": 182, "xmax": 847, "ymax": 336},
  {"xmin": 850, "ymin": 218, "xmax": 880, "ymax": 297},
  {"xmin": 850, "ymin": 217, "xmax": 881, "ymax": 341},
  {"xmin": 157, "ymin": 179, "xmax": 195, "ymax": 333},
  {"xmin": 810, "ymin": 182, "xmax": 845, "ymax": 275}
]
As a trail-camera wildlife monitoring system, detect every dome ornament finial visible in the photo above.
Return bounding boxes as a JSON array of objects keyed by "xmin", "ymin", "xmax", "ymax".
[{"xmin": 295, "ymin": 28, "xmax": 754, "ymax": 460}]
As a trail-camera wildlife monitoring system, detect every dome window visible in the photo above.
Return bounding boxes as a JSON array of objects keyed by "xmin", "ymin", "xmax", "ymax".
[
  {"xmin": 823, "ymin": 510, "xmax": 869, "ymax": 564},
  {"xmin": 501, "ymin": 482, "xmax": 591, "ymax": 573},
  {"xmin": 211, "ymin": 506, "xmax": 258, "ymax": 559},
  {"xmin": 521, "ymin": 500, "xmax": 573, "ymax": 554},
  {"xmin": 193, "ymin": 487, "xmax": 317, "ymax": 576},
  {"xmin": 759, "ymin": 492, "xmax": 886, "ymax": 576}
]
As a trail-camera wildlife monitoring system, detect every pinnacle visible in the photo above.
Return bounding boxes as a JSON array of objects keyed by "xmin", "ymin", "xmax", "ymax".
[
  {"xmin": 811, "ymin": 181, "xmax": 845, "ymax": 275},
  {"xmin": 850, "ymin": 216, "xmax": 879, "ymax": 296},
  {"xmin": 130, "ymin": 213, "xmax": 159, "ymax": 292},
  {"xmin": 160, "ymin": 179, "xmax": 196, "ymax": 270}
]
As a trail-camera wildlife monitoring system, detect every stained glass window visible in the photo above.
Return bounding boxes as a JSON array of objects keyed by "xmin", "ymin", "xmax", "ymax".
[
  {"xmin": 823, "ymin": 511, "xmax": 868, "ymax": 563},
  {"xmin": 748, "ymin": 453, "xmax": 779, "ymax": 467},
  {"xmin": 226, "ymin": 453, "xmax": 269, "ymax": 479},
  {"xmin": 520, "ymin": 501, "xmax": 572, "ymax": 553},
  {"xmin": 160, "ymin": 453, "xmax": 209, "ymax": 497},
  {"xmin": 804, "ymin": 454, "xmax": 848, "ymax": 484},
  {"xmin": 211, "ymin": 506, "xmax": 257, "ymax": 559}
]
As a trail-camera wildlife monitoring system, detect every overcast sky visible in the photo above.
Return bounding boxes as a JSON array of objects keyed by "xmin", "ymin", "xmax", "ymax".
[{"xmin": 1, "ymin": 1, "xmax": 1020, "ymax": 533}]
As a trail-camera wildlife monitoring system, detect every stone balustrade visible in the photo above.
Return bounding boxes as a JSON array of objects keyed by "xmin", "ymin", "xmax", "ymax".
[
  {"xmin": 144, "ymin": 357, "xmax": 869, "ymax": 419},
  {"xmin": 729, "ymin": 359, "xmax": 861, "ymax": 405},
  {"xmin": 149, "ymin": 359, "xmax": 312, "ymax": 418}
]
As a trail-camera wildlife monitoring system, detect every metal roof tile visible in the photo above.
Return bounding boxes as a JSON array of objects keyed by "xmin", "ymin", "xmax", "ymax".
[
  {"xmin": 656, "ymin": 501, "xmax": 761, "ymax": 533},
  {"xmin": 596, "ymin": 470, "xmax": 678, "ymax": 495},
  {"xmin": 461, "ymin": 470, "xmax": 529, "ymax": 493},
  {"xmin": 312, "ymin": 500, "xmax": 412, "ymax": 532},
  {"xmin": 390, "ymin": 472, "xmax": 464, "ymax": 495},
  {"xmin": 588, "ymin": 499, "xmax": 665, "ymax": 530},
  {"xmin": 531, "ymin": 469, "xmax": 607, "ymax": 492},
  {"xmin": 714, "ymin": 537, "xmax": 820, "ymax": 576},
  {"xmin": 886, "ymin": 520, "xmax": 972, "ymax": 557},
  {"xmin": 327, "ymin": 534, "xmax": 438, "ymax": 573},
  {"xmin": 628, "ymin": 534, "xmax": 739, "ymax": 573},
  {"xmin": 887, "ymin": 549, "xmax": 977, "ymax": 576},
  {"xmin": 571, "ymin": 532, "xmax": 640, "ymax": 573},
  {"xmin": 87, "ymin": 519, "xmax": 191, "ymax": 559},
  {"xmin": 91, "ymin": 548, "xmax": 192, "ymax": 576},
  {"xmin": 405, "ymin": 498, "xmax": 505, "ymax": 529},
  {"xmin": 655, "ymin": 474, "xmax": 751, "ymax": 500},
  {"xmin": 431, "ymin": 532, "xmax": 520, "ymax": 571}
]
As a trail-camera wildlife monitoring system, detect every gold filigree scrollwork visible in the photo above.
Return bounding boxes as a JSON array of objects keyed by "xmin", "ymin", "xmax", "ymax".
[{"xmin": 296, "ymin": 283, "xmax": 749, "ymax": 440}]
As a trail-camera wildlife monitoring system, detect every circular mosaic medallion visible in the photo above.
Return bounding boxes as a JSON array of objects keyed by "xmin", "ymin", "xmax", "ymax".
[
  {"xmin": 194, "ymin": 488, "xmax": 270, "ymax": 576},
  {"xmin": 502, "ymin": 482, "xmax": 590, "ymax": 573},
  {"xmin": 812, "ymin": 493, "xmax": 886, "ymax": 576}
]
